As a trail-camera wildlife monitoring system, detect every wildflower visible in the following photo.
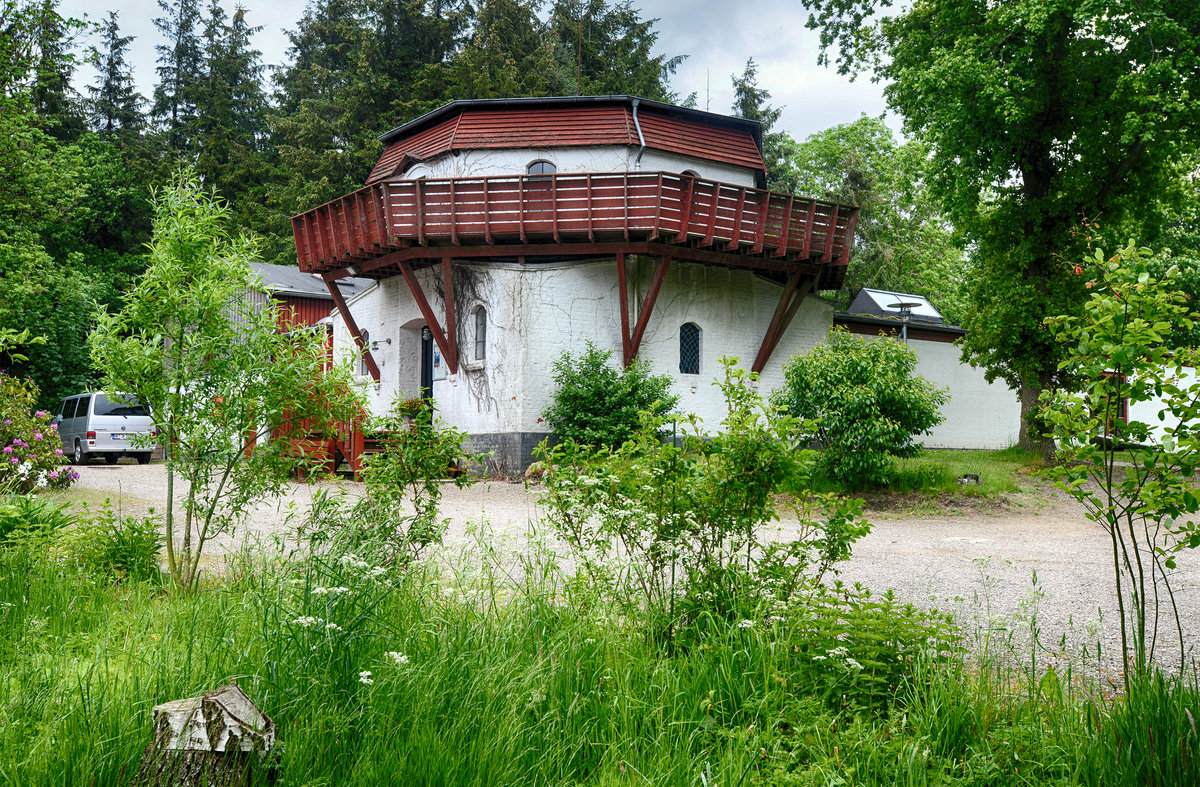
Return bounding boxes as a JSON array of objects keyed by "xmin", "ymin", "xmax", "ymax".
[
  {"xmin": 292, "ymin": 616, "xmax": 319, "ymax": 627},
  {"xmin": 34, "ymin": 433, "xmax": 42, "ymax": 440},
  {"xmin": 34, "ymin": 411, "xmax": 45, "ymax": 418},
  {"xmin": 845, "ymin": 658, "xmax": 864, "ymax": 672},
  {"xmin": 325, "ymin": 622, "xmax": 343, "ymax": 632},
  {"xmin": 528, "ymin": 690, "xmax": 546, "ymax": 705},
  {"xmin": 54, "ymin": 448, "xmax": 63, "ymax": 456},
  {"xmin": 359, "ymin": 670, "xmax": 374, "ymax": 685},
  {"xmin": 48, "ymin": 471, "xmax": 58, "ymax": 479},
  {"xmin": 737, "ymin": 619, "xmax": 755, "ymax": 629},
  {"xmin": 385, "ymin": 651, "xmax": 409, "ymax": 666},
  {"xmin": 2, "ymin": 447, "xmax": 10, "ymax": 455}
]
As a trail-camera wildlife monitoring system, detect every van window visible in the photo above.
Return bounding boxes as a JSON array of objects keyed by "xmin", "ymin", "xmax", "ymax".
[
  {"xmin": 66, "ymin": 397, "xmax": 83, "ymax": 418},
  {"xmin": 94, "ymin": 393, "xmax": 149, "ymax": 417}
]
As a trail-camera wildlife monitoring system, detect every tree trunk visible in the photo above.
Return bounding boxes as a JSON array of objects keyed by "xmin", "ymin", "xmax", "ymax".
[{"xmin": 1017, "ymin": 379, "xmax": 1056, "ymax": 461}]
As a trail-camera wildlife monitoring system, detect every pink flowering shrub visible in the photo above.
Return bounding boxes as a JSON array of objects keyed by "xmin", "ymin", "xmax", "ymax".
[{"xmin": 0, "ymin": 372, "xmax": 76, "ymax": 493}]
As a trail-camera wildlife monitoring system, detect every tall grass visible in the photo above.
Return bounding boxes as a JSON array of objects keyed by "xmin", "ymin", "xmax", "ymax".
[{"xmin": 3, "ymin": 528, "xmax": 1196, "ymax": 786}]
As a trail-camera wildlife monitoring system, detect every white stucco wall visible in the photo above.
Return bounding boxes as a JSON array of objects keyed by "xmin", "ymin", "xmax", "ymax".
[
  {"xmin": 331, "ymin": 259, "xmax": 831, "ymax": 441},
  {"xmin": 850, "ymin": 329, "xmax": 1022, "ymax": 450},
  {"xmin": 1125, "ymin": 365, "xmax": 1198, "ymax": 445},
  {"xmin": 397, "ymin": 145, "xmax": 757, "ymax": 187}
]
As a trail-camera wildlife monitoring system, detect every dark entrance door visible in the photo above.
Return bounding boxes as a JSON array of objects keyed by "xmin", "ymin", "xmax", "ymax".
[{"xmin": 420, "ymin": 326, "xmax": 434, "ymax": 400}]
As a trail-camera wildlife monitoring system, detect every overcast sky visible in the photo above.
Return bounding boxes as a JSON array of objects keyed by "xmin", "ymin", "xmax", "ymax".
[{"xmin": 62, "ymin": 0, "xmax": 897, "ymax": 142}]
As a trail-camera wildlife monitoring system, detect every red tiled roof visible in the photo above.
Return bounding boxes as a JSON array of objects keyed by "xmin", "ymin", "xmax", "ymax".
[{"xmin": 366, "ymin": 102, "xmax": 765, "ymax": 184}]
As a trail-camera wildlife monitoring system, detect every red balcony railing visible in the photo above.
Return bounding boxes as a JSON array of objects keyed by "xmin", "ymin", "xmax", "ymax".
[{"xmin": 292, "ymin": 172, "xmax": 857, "ymax": 274}]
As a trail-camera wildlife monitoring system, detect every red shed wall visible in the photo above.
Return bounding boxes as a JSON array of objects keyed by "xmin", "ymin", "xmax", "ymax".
[{"xmin": 275, "ymin": 295, "xmax": 332, "ymax": 332}]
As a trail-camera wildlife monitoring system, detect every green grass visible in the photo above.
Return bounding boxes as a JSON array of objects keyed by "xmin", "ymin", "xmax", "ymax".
[
  {"xmin": 798, "ymin": 447, "xmax": 1045, "ymax": 502},
  {"xmin": 2, "ymin": 533, "xmax": 1197, "ymax": 786}
]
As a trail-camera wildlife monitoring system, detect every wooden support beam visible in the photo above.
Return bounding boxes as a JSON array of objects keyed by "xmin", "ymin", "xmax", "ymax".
[
  {"xmin": 617, "ymin": 252, "xmax": 631, "ymax": 365},
  {"xmin": 675, "ymin": 175, "xmax": 695, "ymax": 243},
  {"xmin": 441, "ymin": 256, "xmax": 458, "ymax": 374},
  {"xmin": 323, "ymin": 276, "xmax": 380, "ymax": 382},
  {"xmin": 821, "ymin": 205, "xmax": 841, "ymax": 263},
  {"xmin": 397, "ymin": 260, "xmax": 454, "ymax": 372},
  {"xmin": 628, "ymin": 254, "xmax": 671, "ymax": 362},
  {"xmin": 751, "ymin": 271, "xmax": 816, "ymax": 374},
  {"xmin": 838, "ymin": 209, "xmax": 859, "ymax": 266}
]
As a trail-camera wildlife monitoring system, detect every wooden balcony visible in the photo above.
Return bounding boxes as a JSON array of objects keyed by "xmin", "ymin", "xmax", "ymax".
[{"xmin": 291, "ymin": 172, "xmax": 858, "ymax": 279}]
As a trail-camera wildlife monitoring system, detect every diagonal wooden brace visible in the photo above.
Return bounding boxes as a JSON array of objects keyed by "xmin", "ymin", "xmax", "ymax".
[
  {"xmin": 627, "ymin": 254, "xmax": 671, "ymax": 365},
  {"xmin": 324, "ymin": 274, "xmax": 380, "ymax": 382},
  {"xmin": 751, "ymin": 270, "xmax": 817, "ymax": 374},
  {"xmin": 398, "ymin": 260, "xmax": 456, "ymax": 375}
]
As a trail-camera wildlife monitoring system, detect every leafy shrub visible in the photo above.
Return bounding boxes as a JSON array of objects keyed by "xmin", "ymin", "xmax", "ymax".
[
  {"xmin": 773, "ymin": 326, "xmax": 948, "ymax": 487},
  {"xmin": 539, "ymin": 359, "xmax": 871, "ymax": 639},
  {"xmin": 56, "ymin": 501, "xmax": 162, "ymax": 581},
  {"xmin": 543, "ymin": 341, "xmax": 679, "ymax": 448},
  {"xmin": 0, "ymin": 372, "xmax": 75, "ymax": 493},
  {"xmin": 303, "ymin": 397, "xmax": 474, "ymax": 566},
  {"xmin": 0, "ymin": 494, "xmax": 78, "ymax": 546}
]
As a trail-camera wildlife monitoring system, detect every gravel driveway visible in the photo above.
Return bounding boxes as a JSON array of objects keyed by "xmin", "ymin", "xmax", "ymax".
[{"xmin": 73, "ymin": 460, "xmax": 1199, "ymax": 678}]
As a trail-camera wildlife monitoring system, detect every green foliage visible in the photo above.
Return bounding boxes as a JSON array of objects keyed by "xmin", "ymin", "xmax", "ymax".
[
  {"xmin": 55, "ymin": 501, "xmax": 162, "ymax": 582},
  {"xmin": 776, "ymin": 114, "xmax": 969, "ymax": 322},
  {"xmin": 1042, "ymin": 240, "xmax": 1200, "ymax": 680},
  {"xmin": 0, "ymin": 372, "xmax": 74, "ymax": 493},
  {"xmin": 304, "ymin": 397, "xmax": 475, "ymax": 566},
  {"xmin": 543, "ymin": 341, "xmax": 678, "ymax": 449},
  {"xmin": 540, "ymin": 358, "xmax": 871, "ymax": 638},
  {"xmin": 0, "ymin": 494, "xmax": 77, "ymax": 546},
  {"xmin": 775, "ymin": 327, "xmax": 948, "ymax": 487},
  {"xmin": 801, "ymin": 0, "xmax": 1200, "ymax": 452},
  {"xmin": 89, "ymin": 173, "xmax": 364, "ymax": 589}
]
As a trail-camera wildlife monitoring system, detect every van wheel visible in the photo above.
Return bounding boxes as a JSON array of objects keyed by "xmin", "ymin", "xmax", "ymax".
[
  {"xmin": 73, "ymin": 440, "xmax": 87, "ymax": 465},
  {"xmin": 105, "ymin": 454, "xmax": 119, "ymax": 465},
  {"xmin": 136, "ymin": 453, "xmax": 152, "ymax": 465}
]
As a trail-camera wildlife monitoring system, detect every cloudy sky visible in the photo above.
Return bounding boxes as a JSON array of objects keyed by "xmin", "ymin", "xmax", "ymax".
[{"xmin": 62, "ymin": 0, "xmax": 896, "ymax": 141}]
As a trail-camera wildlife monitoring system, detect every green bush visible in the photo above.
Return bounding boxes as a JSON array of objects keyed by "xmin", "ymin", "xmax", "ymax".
[
  {"xmin": 774, "ymin": 327, "xmax": 948, "ymax": 487},
  {"xmin": 56, "ymin": 502, "xmax": 162, "ymax": 582},
  {"xmin": 543, "ymin": 341, "xmax": 678, "ymax": 448},
  {"xmin": 0, "ymin": 494, "xmax": 77, "ymax": 546}
]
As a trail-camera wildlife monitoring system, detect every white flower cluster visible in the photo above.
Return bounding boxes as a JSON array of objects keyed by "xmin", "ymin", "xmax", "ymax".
[
  {"xmin": 385, "ymin": 651, "xmax": 410, "ymax": 666},
  {"xmin": 311, "ymin": 586, "xmax": 352, "ymax": 596},
  {"xmin": 737, "ymin": 619, "xmax": 755, "ymax": 629},
  {"xmin": 292, "ymin": 615, "xmax": 343, "ymax": 633},
  {"xmin": 812, "ymin": 645, "xmax": 864, "ymax": 673},
  {"xmin": 359, "ymin": 670, "xmax": 374, "ymax": 685}
]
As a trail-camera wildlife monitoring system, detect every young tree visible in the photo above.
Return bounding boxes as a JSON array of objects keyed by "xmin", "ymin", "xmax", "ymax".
[
  {"xmin": 87, "ymin": 11, "xmax": 144, "ymax": 141},
  {"xmin": 773, "ymin": 327, "xmax": 947, "ymax": 487},
  {"xmin": 1042, "ymin": 241, "xmax": 1200, "ymax": 681},
  {"xmin": 800, "ymin": 0, "xmax": 1200, "ymax": 456},
  {"xmin": 89, "ymin": 174, "xmax": 364, "ymax": 589}
]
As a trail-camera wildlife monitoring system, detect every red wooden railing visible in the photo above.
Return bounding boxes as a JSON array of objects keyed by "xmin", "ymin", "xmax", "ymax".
[{"xmin": 292, "ymin": 172, "xmax": 857, "ymax": 274}]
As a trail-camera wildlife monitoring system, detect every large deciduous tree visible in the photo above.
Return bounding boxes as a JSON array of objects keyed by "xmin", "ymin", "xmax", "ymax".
[
  {"xmin": 801, "ymin": 0, "xmax": 1200, "ymax": 453},
  {"xmin": 779, "ymin": 115, "xmax": 968, "ymax": 321}
]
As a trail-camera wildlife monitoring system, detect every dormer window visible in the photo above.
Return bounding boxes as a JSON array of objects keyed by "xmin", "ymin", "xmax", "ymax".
[{"xmin": 526, "ymin": 160, "xmax": 556, "ymax": 176}]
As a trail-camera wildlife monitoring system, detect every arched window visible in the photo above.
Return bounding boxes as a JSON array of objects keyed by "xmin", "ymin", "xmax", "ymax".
[
  {"xmin": 358, "ymin": 329, "xmax": 371, "ymax": 376},
  {"xmin": 682, "ymin": 169, "xmax": 700, "ymax": 177},
  {"xmin": 526, "ymin": 160, "xmax": 556, "ymax": 176},
  {"xmin": 679, "ymin": 323, "xmax": 700, "ymax": 375},
  {"xmin": 473, "ymin": 306, "xmax": 487, "ymax": 361}
]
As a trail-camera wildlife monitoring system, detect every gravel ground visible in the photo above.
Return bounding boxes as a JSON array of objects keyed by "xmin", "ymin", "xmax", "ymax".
[{"xmin": 73, "ymin": 460, "xmax": 1200, "ymax": 679}]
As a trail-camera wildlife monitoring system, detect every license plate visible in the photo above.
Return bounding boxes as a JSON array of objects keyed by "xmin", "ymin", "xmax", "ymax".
[{"xmin": 111, "ymin": 434, "xmax": 127, "ymax": 440}]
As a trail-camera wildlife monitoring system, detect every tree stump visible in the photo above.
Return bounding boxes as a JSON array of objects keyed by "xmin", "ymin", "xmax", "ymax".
[{"xmin": 131, "ymin": 684, "xmax": 276, "ymax": 787}]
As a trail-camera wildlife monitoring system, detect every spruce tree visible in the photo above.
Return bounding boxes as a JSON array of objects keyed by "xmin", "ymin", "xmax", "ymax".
[
  {"xmin": 152, "ymin": 0, "xmax": 204, "ymax": 153},
  {"xmin": 87, "ymin": 11, "xmax": 144, "ymax": 141}
]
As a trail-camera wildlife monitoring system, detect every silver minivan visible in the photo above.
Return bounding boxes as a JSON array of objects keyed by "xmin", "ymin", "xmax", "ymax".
[{"xmin": 54, "ymin": 392, "xmax": 156, "ymax": 465}]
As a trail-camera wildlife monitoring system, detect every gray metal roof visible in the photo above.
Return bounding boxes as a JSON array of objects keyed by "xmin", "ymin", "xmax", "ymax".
[
  {"xmin": 846, "ymin": 288, "xmax": 944, "ymax": 324},
  {"xmin": 249, "ymin": 263, "xmax": 371, "ymax": 302}
]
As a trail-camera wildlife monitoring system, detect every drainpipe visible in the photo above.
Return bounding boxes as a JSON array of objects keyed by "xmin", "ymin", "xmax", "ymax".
[{"xmin": 631, "ymin": 98, "xmax": 646, "ymax": 170}]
